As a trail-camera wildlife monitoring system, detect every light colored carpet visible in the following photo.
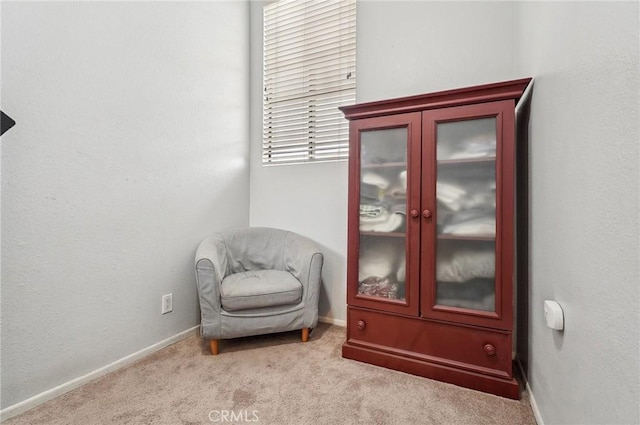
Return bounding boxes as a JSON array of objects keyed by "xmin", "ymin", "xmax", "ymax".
[{"xmin": 4, "ymin": 323, "xmax": 536, "ymax": 424}]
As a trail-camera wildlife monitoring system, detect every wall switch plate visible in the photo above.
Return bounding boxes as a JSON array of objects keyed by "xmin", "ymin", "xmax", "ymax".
[
  {"xmin": 162, "ymin": 293, "xmax": 173, "ymax": 314},
  {"xmin": 544, "ymin": 300, "xmax": 564, "ymax": 330}
]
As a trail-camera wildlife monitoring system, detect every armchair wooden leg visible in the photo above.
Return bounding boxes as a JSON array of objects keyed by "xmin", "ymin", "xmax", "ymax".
[
  {"xmin": 301, "ymin": 328, "xmax": 309, "ymax": 343},
  {"xmin": 209, "ymin": 339, "xmax": 219, "ymax": 355}
]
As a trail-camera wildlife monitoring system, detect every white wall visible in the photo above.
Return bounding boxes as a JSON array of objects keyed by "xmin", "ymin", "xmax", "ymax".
[
  {"xmin": 515, "ymin": 2, "xmax": 639, "ymax": 424},
  {"xmin": 1, "ymin": 1, "xmax": 250, "ymax": 409},
  {"xmin": 355, "ymin": 1, "xmax": 517, "ymax": 102},
  {"xmin": 249, "ymin": 1, "xmax": 517, "ymax": 323}
]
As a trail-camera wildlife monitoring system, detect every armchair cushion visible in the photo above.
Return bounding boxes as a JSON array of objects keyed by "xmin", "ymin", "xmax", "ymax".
[{"xmin": 220, "ymin": 270, "xmax": 303, "ymax": 311}]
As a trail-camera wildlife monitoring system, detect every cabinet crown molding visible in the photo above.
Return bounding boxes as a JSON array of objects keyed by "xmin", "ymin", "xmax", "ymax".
[{"xmin": 340, "ymin": 78, "xmax": 532, "ymax": 120}]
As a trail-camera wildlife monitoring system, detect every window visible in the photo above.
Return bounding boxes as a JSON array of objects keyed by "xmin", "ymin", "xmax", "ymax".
[{"xmin": 262, "ymin": 0, "xmax": 356, "ymax": 165}]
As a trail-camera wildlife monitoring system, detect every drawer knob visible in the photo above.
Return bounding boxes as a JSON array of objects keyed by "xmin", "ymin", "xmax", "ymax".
[
  {"xmin": 410, "ymin": 209, "xmax": 419, "ymax": 218},
  {"xmin": 422, "ymin": 209, "xmax": 432, "ymax": 219},
  {"xmin": 484, "ymin": 344, "xmax": 496, "ymax": 356},
  {"xmin": 357, "ymin": 320, "xmax": 366, "ymax": 330}
]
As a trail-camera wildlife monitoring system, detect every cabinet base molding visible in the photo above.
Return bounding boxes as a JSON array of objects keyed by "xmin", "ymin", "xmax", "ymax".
[{"xmin": 342, "ymin": 342, "xmax": 520, "ymax": 399}]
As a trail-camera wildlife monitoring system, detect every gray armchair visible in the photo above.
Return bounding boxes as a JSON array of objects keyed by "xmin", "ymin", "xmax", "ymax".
[{"xmin": 194, "ymin": 227, "xmax": 324, "ymax": 355}]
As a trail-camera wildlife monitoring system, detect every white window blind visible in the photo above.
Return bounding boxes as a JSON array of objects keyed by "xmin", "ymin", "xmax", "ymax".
[{"xmin": 263, "ymin": 0, "xmax": 356, "ymax": 165}]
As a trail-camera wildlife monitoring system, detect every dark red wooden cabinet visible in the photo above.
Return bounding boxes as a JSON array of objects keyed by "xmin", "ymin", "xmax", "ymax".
[{"xmin": 340, "ymin": 79, "xmax": 532, "ymax": 399}]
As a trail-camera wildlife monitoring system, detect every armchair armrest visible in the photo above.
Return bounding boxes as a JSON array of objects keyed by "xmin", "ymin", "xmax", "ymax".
[
  {"xmin": 283, "ymin": 232, "xmax": 324, "ymax": 327},
  {"xmin": 194, "ymin": 234, "xmax": 228, "ymax": 337}
]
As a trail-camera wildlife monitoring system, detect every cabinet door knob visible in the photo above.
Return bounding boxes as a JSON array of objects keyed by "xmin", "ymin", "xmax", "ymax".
[
  {"xmin": 484, "ymin": 344, "xmax": 496, "ymax": 356},
  {"xmin": 357, "ymin": 320, "xmax": 366, "ymax": 330},
  {"xmin": 410, "ymin": 209, "xmax": 419, "ymax": 218},
  {"xmin": 422, "ymin": 209, "xmax": 432, "ymax": 219}
]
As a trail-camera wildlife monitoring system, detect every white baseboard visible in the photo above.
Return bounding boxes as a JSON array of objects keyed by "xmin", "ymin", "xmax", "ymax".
[
  {"xmin": 516, "ymin": 359, "xmax": 544, "ymax": 425},
  {"xmin": 318, "ymin": 315, "xmax": 346, "ymax": 327},
  {"xmin": 0, "ymin": 325, "xmax": 200, "ymax": 422}
]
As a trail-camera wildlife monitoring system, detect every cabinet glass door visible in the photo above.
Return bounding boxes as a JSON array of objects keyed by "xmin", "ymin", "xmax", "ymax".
[
  {"xmin": 435, "ymin": 118, "xmax": 497, "ymax": 312},
  {"xmin": 421, "ymin": 100, "xmax": 515, "ymax": 329},
  {"xmin": 348, "ymin": 113, "xmax": 421, "ymax": 316},
  {"xmin": 358, "ymin": 127, "xmax": 408, "ymax": 301}
]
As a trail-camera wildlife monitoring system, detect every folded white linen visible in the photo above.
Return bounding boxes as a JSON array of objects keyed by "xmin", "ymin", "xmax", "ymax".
[
  {"xmin": 436, "ymin": 182, "xmax": 466, "ymax": 211},
  {"xmin": 359, "ymin": 241, "xmax": 402, "ymax": 279},
  {"xmin": 360, "ymin": 204, "xmax": 385, "ymax": 219},
  {"xmin": 436, "ymin": 293, "xmax": 495, "ymax": 311},
  {"xmin": 360, "ymin": 212, "xmax": 404, "ymax": 232},
  {"xmin": 442, "ymin": 216, "xmax": 495, "ymax": 236},
  {"xmin": 437, "ymin": 247, "xmax": 495, "ymax": 282},
  {"xmin": 362, "ymin": 171, "xmax": 390, "ymax": 189}
]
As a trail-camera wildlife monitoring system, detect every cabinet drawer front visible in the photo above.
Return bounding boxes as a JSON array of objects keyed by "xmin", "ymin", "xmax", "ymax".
[{"xmin": 348, "ymin": 308, "xmax": 512, "ymax": 379}]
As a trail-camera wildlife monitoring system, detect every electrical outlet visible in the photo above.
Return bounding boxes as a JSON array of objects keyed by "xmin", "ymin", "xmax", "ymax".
[{"xmin": 162, "ymin": 293, "xmax": 173, "ymax": 314}]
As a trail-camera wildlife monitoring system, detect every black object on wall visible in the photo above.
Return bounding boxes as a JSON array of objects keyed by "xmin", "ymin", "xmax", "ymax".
[{"xmin": 1, "ymin": 111, "xmax": 16, "ymax": 136}]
